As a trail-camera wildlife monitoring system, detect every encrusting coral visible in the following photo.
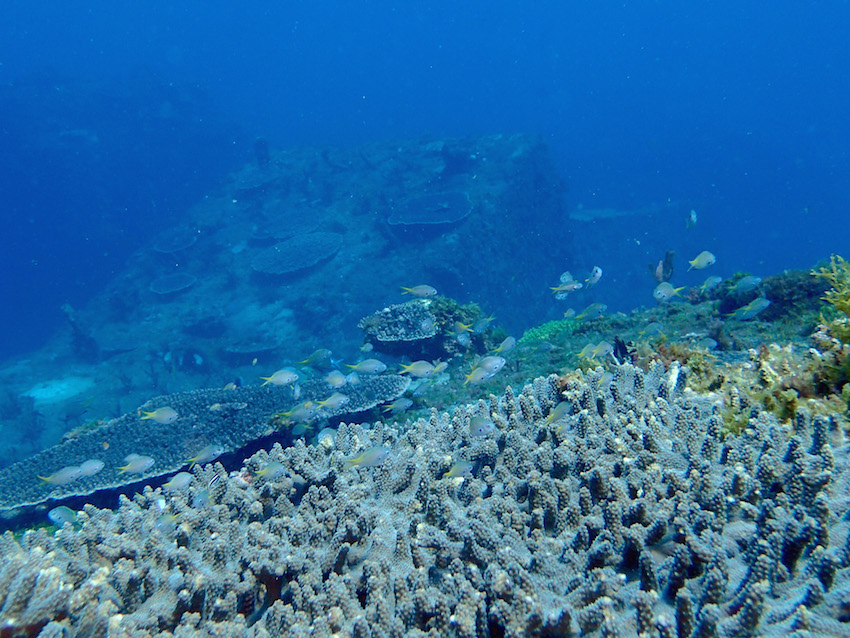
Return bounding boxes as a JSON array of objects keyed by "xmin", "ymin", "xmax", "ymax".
[{"xmin": 1, "ymin": 361, "xmax": 848, "ymax": 637}]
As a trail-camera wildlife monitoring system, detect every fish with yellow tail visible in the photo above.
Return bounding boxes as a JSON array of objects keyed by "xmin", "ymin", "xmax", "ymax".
[
  {"xmin": 296, "ymin": 348, "xmax": 332, "ymax": 368},
  {"xmin": 186, "ymin": 444, "xmax": 225, "ymax": 468},
  {"xmin": 687, "ymin": 250, "xmax": 716, "ymax": 271},
  {"xmin": 117, "ymin": 454, "xmax": 154, "ymax": 474},
  {"xmin": 344, "ymin": 445, "xmax": 390, "ymax": 468},
  {"xmin": 727, "ymin": 297, "xmax": 771, "ymax": 321},
  {"xmin": 585, "ymin": 266, "xmax": 603, "ymax": 286},
  {"xmin": 551, "ymin": 271, "xmax": 583, "ymax": 299},
  {"xmin": 399, "ymin": 360, "xmax": 436, "ymax": 377},
  {"xmin": 575, "ymin": 303, "xmax": 607, "ymax": 322},
  {"xmin": 260, "ymin": 369, "xmax": 299, "ymax": 387},
  {"xmin": 401, "ymin": 284, "xmax": 437, "ymax": 297},
  {"xmin": 139, "ymin": 406, "xmax": 178, "ymax": 424},
  {"xmin": 316, "ymin": 392, "xmax": 350, "ymax": 410},
  {"xmin": 492, "ymin": 336, "xmax": 516, "ymax": 355},
  {"xmin": 38, "ymin": 465, "xmax": 83, "ymax": 485},
  {"xmin": 382, "ymin": 397, "xmax": 413, "ymax": 414},
  {"xmin": 345, "ymin": 358, "xmax": 387, "ymax": 374},
  {"xmin": 443, "ymin": 460, "xmax": 473, "ymax": 479},
  {"xmin": 653, "ymin": 282, "xmax": 685, "ymax": 303},
  {"xmin": 463, "ymin": 367, "xmax": 493, "ymax": 385}
]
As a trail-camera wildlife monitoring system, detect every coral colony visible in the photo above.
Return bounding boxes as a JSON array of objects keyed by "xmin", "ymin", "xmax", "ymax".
[{"xmin": 1, "ymin": 136, "xmax": 849, "ymax": 637}]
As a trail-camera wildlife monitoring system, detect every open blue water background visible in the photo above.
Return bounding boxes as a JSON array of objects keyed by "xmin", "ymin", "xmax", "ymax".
[{"xmin": 1, "ymin": 1, "xmax": 848, "ymax": 361}]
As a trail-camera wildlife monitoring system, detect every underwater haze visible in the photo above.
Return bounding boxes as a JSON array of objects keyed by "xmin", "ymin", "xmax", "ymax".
[{"xmin": 1, "ymin": 0, "xmax": 849, "ymax": 360}]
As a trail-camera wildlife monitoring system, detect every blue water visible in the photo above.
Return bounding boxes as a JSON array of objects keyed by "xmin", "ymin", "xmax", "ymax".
[{"xmin": 2, "ymin": 1, "xmax": 848, "ymax": 361}]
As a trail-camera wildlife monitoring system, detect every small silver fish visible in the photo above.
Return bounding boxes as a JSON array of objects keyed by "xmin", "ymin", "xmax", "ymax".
[
  {"xmin": 256, "ymin": 462, "xmax": 287, "ymax": 479},
  {"xmin": 48, "ymin": 506, "xmax": 77, "ymax": 527},
  {"xmin": 38, "ymin": 465, "xmax": 82, "ymax": 486},
  {"xmin": 316, "ymin": 392, "xmax": 350, "ymax": 410},
  {"xmin": 653, "ymin": 282, "xmax": 684, "ymax": 303},
  {"xmin": 345, "ymin": 359, "xmax": 387, "ymax": 374},
  {"xmin": 464, "ymin": 367, "xmax": 493, "ymax": 385},
  {"xmin": 187, "ymin": 444, "xmax": 225, "ymax": 467},
  {"xmin": 382, "ymin": 398, "xmax": 414, "ymax": 414},
  {"xmin": 261, "ymin": 369, "xmax": 299, "ymax": 387},
  {"xmin": 154, "ymin": 513, "xmax": 179, "ymax": 534},
  {"xmin": 733, "ymin": 276, "xmax": 762, "ymax": 294},
  {"xmin": 728, "ymin": 297, "xmax": 770, "ymax": 320},
  {"xmin": 576, "ymin": 303, "xmax": 607, "ymax": 321},
  {"xmin": 700, "ymin": 276, "xmax": 723, "ymax": 292},
  {"xmin": 585, "ymin": 266, "xmax": 603, "ymax": 286},
  {"xmin": 493, "ymin": 336, "xmax": 516, "ymax": 354},
  {"xmin": 324, "ymin": 370, "xmax": 347, "ymax": 388},
  {"xmin": 469, "ymin": 416, "xmax": 496, "ymax": 437},
  {"xmin": 551, "ymin": 271, "xmax": 583, "ymax": 298},
  {"xmin": 78, "ymin": 459, "xmax": 104, "ymax": 477},
  {"xmin": 476, "ymin": 355, "xmax": 506, "ymax": 374},
  {"xmin": 401, "ymin": 285, "xmax": 437, "ymax": 297},
  {"xmin": 443, "ymin": 460, "xmax": 473, "ymax": 478},
  {"xmin": 117, "ymin": 454, "xmax": 155, "ymax": 474},
  {"xmin": 399, "ymin": 360, "xmax": 436, "ymax": 377},
  {"xmin": 344, "ymin": 445, "xmax": 390, "ymax": 467},
  {"xmin": 544, "ymin": 402, "xmax": 569, "ymax": 425},
  {"xmin": 163, "ymin": 472, "xmax": 194, "ymax": 492},
  {"xmin": 139, "ymin": 406, "xmax": 179, "ymax": 424},
  {"xmin": 472, "ymin": 315, "xmax": 495, "ymax": 334},
  {"xmin": 688, "ymin": 251, "xmax": 715, "ymax": 271}
]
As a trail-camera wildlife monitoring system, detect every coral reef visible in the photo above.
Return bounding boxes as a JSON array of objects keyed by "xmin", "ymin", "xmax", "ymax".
[
  {"xmin": 0, "ymin": 133, "xmax": 571, "ymax": 463},
  {"xmin": 149, "ymin": 273, "xmax": 197, "ymax": 295},
  {"xmin": 386, "ymin": 190, "xmax": 472, "ymax": 226},
  {"xmin": 249, "ymin": 232, "xmax": 343, "ymax": 275},
  {"xmin": 0, "ymin": 374, "xmax": 409, "ymax": 512},
  {"xmin": 1, "ymin": 362, "xmax": 848, "ymax": 637},
  {"xmin": 357, "ymin": 300, "xmax": 439, "ymax": 344},
  {"xmin": 358, "ymin": 297, "xmax": 494, "ymax": 360}
]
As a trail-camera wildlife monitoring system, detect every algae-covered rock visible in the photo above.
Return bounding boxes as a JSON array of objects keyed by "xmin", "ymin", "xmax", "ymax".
[{"xmin": 813, "ymin": 254, "xmax": 850, "ymax": 342}]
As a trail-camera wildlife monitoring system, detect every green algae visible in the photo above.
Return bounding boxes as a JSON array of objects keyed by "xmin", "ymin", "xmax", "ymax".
[
  {"xmin": 518, "ymin": 318, "xmax": 575, "ymax": 344},
  {"xmin": 813, "ymin": 254, "xmax": 850, "ymax": 343}
]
